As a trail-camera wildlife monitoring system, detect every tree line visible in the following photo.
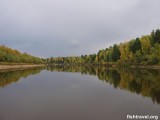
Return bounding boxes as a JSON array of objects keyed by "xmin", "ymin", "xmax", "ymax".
[
  {"xmin": 0, "ymin": 45, "xmax": 43, "ymax": 64},
  {"xmin": 47, "ymin": 29, "xmax": 160, "ymax": 66},
  {"xmin": 1, "ymin": 29, "xmax": 160, "ymax": 65}
]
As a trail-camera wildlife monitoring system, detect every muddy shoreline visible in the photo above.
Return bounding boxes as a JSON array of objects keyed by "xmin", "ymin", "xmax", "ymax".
[{"xmin": 0, "ymin": 64, "xmax": 44, "ymax": 71}]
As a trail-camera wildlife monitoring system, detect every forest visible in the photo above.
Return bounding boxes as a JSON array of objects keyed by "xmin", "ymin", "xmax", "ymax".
[
  {"xmin": 0, "ymin": 45, "xmax": 43, "ymax": 64},
  {"xmin": 47, "ymin": 29, "xmax": 160, "ymax": 66},
  {"xmin": 0, "ymin": 29, "xmax": 160, "ymax": 66}
]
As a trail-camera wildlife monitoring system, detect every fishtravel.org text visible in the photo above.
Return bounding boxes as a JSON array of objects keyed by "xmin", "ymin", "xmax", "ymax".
[{"xmin": 127, "ymin": 115, "xmax": 158, "ymax": 120}]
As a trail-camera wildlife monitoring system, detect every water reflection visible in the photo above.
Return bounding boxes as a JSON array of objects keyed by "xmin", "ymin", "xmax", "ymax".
[
  {"xmin": 1, "ymin": 66, "xmax": 160, "ymax": 104},
  {"xmin": 47, "ymin": 66, "xmax": 160, "ymax": 104},
  {"xmin": 0, "ymin": 67, "xmax": 43, "ymax": 88}
]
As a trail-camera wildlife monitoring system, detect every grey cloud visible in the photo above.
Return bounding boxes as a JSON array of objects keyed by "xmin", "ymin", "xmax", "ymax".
[{"xmin": 0, "ymin": 0, "xmax": 160, "ymax": 57}]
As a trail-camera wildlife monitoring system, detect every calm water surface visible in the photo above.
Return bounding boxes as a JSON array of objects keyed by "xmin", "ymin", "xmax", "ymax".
[{"xmin": 0, "ymin": 66, "xmax": 160, "ymax": 120}]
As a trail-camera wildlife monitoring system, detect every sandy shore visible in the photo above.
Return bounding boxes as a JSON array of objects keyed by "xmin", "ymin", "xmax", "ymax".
[{"xmin": 0, "ymin": 64, "xmax": 44, "ymax": 71}]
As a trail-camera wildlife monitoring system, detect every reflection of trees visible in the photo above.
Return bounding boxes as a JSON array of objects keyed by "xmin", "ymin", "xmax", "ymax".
[
  {"xmin": 118, "ymin": 69, "xmax": 160, "ymax": 104},
  {"xmin": 0, "ymin": 67, "xmax": 43, "ymax": 88},
  {"xmin": 47, "ymin": 65, "xmax": 160, "ymax": 104}
]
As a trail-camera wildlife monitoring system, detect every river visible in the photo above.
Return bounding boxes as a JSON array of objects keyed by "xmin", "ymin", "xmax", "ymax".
[{"xmin": 0, "ymin": 66, "xmax": 160, "ymax": 120}]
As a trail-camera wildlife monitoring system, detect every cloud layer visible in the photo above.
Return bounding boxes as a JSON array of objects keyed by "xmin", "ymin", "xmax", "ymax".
[{"xmin": 1, "ymin": 0, "xmax": 160, "ymax": 57}]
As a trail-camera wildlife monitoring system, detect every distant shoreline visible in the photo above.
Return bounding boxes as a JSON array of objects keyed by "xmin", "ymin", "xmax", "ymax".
[
  {"xmin": 47, "ymin": 63, "xmax": 160, "ymax": 70},
  {"xmin": 0, "ymin": 63, "xmax": 160, "ymax": 72},
  {"xmin": 0, "ymin": 64, "xmax": 44, "ymax": 71}
]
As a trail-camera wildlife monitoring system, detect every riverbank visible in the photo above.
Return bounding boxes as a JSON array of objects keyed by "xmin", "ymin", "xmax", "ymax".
[
  {"xmin": 48, "ymin": 63, "xmax": 160, "ymax": 70},
  {"xmin": 0, "ymin": 64, "xmax": 45, "ymax": 71},
  {"xmin": 1, "ymin": 63, "xmax": 160, "ymax": 71},
  {"xmin": 129, "ymin": 65, "xmax": 160, "ymax": 69}
]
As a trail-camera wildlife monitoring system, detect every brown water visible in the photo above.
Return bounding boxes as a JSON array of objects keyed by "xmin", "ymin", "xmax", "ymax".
[{"xmin": 0, "ymin": 66, "xmax": 160, "ymax": 120}]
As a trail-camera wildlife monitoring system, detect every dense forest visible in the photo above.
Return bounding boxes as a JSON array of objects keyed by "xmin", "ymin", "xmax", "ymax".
[
  {"xmin": 47, "ymin": 29, "xmax": 160, "ymax": 66},
  {"xmin": 1, "ymin": 29, "xmax": 160, "ymax": 66},
  {"xmin": 0, "ymin": 45, "xmax": 43, "ymax": 64}
]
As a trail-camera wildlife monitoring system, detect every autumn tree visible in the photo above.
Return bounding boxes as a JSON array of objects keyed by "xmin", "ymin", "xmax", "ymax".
[{"xmin": 111, "ymin": 44, "xmax": 121, "ymax": 62}]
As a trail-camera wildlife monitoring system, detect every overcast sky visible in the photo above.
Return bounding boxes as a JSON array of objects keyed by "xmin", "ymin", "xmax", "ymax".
[{"xmin": 0, "ymin": 0, "xmax": 160, "ymax": 58}]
